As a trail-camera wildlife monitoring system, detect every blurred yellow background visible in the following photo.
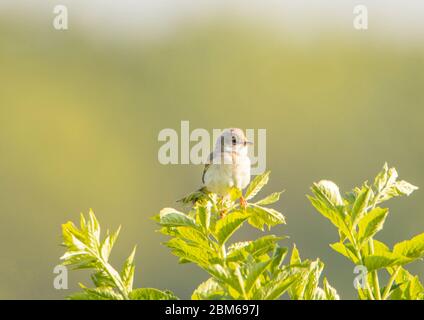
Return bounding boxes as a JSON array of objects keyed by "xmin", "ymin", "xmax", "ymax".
[{"xmin": 0, "ymin": 1, "xmax": 423, "ymax": 299}]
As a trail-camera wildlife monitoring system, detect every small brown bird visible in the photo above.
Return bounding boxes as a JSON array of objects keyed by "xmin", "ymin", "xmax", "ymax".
[{"xmin": 180, "ymin": 128, "xmax": 253, "ymax": 209}]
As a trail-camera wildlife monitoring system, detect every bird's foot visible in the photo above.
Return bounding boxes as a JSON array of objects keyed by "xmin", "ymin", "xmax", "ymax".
[
  {"xmin": 219, "ymin": 209, "xmax": 228, "ymax": 219},
  {"xmin": 239, "ymin": 196, "xmax": 248, "ymax": 210}
]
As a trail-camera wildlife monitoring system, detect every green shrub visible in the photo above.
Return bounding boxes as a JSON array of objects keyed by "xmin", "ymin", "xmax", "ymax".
[
  {"xmin": 60, "ymin": 211, "xmax": 177, "ymax": 300},
  {"xmin": 59, "ymin": 164, "xmax": 423, "ymax": 300},
  {"xmin": 308, "ymin": 163, "xmax": 422, "ymax": 300}
]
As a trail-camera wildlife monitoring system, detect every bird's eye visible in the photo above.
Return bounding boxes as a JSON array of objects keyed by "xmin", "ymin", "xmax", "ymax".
[{"xmin": 232, "ymin": 136, "xmax": 237, "ymax": 145}]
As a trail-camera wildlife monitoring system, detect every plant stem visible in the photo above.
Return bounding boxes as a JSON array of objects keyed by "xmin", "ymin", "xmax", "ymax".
[
  {"xmin": 88, "ymin": 246, "xmax": 129, "ymax": 299},
  {"xmin": 368, "ymin": 239, "xmax": 382, "ymax": 300},
  {"xmin": 348, "ymin": 228, "xmax": 375, "ymax": 300},
  {"xmin": 354, "ymin": 248, "xmax": 375, "ymax": 300},
  {"xmin": 382, "ymin": 266, "xmax": 401, "ymax": 300},
  {"xmin": 100, "ymin": 257, "xmax": 129, "ymax": 299}
]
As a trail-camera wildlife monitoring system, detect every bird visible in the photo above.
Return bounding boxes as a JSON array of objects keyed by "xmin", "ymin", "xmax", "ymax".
[{"xmin": 179, "ymin": 128, "xmax": 253, "ymax": 211}]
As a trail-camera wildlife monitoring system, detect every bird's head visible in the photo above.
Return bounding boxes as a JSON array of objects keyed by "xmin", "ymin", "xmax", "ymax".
[{"xmin": 215, "ymin": 128, "xmax": 253, "ymax": 155}]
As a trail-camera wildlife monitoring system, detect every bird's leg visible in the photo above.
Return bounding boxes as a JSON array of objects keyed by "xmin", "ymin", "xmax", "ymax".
[
  {"xmin": 219, "ymin": 208, "xmax": 228, "ymax": 218},
  {"xmin": 218, "ymin": 196, "xmax": 228, "ymax": 218},
  {"xmin": 239, "ymin": 195, "xmax": 248, "ymax": 210}
]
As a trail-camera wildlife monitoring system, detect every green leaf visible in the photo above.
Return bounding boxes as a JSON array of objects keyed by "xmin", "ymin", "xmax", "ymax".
[
  {"xmin": 158, "ymin": 208, "xmax": 197, "ymax": 228},
  {"xmin": 329, "ymin": 242, "xmax": 359, "ymax": 264},
  {"xmin": 191, "ymin": 278, "xmax": 228, "ymax": 300},
  {"xmin": 91, "ymin": 271, "xmax": 115, "ymax": 288},
  {"xmin": 269, "ymin": 246, "xmax": 289, "ymax": 273},
  {"xmin": 364, "ymin": 253, "xmax": 399, "ymax": 272},
  {"xmin": 404, "ymin": 276, "xmax": 424, "ymax": 300},
  {"xmin": 259, "ymin": 273, "xmax": 299, "ymax": 300},
  {"xmin": 303, "ymin": 260, "xmax": 324, "ymax": 300},
  {"xmin": 373, "ymin": 163, "xmax": 418, "ymax": 204},
  {"xmin": 244, "ymin": 260, "xmax": 273, "ymax": 295},
  {"xmin": 129, "ymin": 288, "xmax": 178, "ymax": 300},
  {"xmin": 290, "ymin": 244, "xmax": 301, "ymax": 265},
  {"xmin": 88, "ymin": 209, "xmax": 101, "ymax": 244},
  {"xmin": 207, "ymin": 264, "xmax": 244, "ymax": 296},
  {"xmin": 323, "ymin": 277, "xmax": 340, "ymax": 300},
  {"xmin": 227, "ymin": 235, "xmax": 285, "ymax": 262},
  {"xmin": 394, "ymin": 180, "xmax": 419, "ymax": 197},
  {"xmin": 247, "ymin": 213, "xmax": 265, "ymax": 231},
  {"xmin": 247, "ymin": 205, "xmax": 285, "ymax": 229},
  {"xmin": 197, "ymin": 205, "xmax": 211, "ymax": 230},
  {"xmin": 245, "ymin": 171, "xmax": 270, "ymax": 201},
  {"xmin": 388, "ymin": 266, "xmax": 416, "ymax": 299},
  {"xmin": 228, "ymin": 187, "xmax": 242, "ymax": 202},
  {"xmin": 121, "ymin": 246, "xmax": 136, "ymax": 292},
  {"xmin": 313, "ymin": 180, "xmax": 344, "ymax": 207},
  {"xmin": 254, "ymin": 191, "xmax": 283, "ymax": 206},
  {"xmin": 61, "ymin": 211, "xmax": 131, "ymax": 298},
  {"xmin": 68, "ymin": 287, "xmax": 123, "ymax": 300},
  {"xmin": 170, "ymin": 226, "xmax": 211, "ymax": 249},
  {"xmin": 393, "ymin": 232, "xmax": 424, "ymax": 264},
  {"xmin": 351, "ymin": 187, "xmax": 372, "ymax": 227},
  {"xmin": 373, "ymin": 162, "xmax": 390, "ymax": 193},
  {"xmin": 357, "ymin": 208, "xmax": 389, "ymax": 244},
  {"xmin": 308, "ymin": 195, "xmax": 351, "ymax": 241},
  {"xmin": 164, "ymin": 238, "xmax": 212, "ymax": 267},
  {"xmin": 214, "ymin": 211, "xmax": 249, "ymax": 245}
]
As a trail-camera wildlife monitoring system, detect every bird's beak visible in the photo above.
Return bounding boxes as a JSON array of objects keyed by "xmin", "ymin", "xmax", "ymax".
[{"xmin": 245, "ymin": 140, "xmax": 253, "ymax": 145}]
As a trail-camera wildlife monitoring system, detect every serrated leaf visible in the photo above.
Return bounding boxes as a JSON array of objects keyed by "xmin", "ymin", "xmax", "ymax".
[
  {"xmin": 373, "ymin": 163, "xmax": 418, "ymax": 204},
  {"xmin": 248, "ymin": 205, "xmax": 285, "ymax": 229},
  {"xmin": 245, "ymin": 171, "xmax": 270, "ymax": 200},
  {"xmin": 197, "ymin": 204, "xmax": 211, "ymax": 230},
  {"xmin": 393, "ymin": 232, "xmax": 424, "ymax": 264},
  {"xmin": 68, "ymin": 287, "xmax": 123, "ymax": 300},
  {"xmin": 191, "ymin": 278, "xmax": 228, "ymax": 300},
  {"xmin": 329, "ymin": 242, "xmax": 359, "ymax": 264},
  {"xmin": 158, "ymin": 208, "xmax": 197, "ymax": 228},
  {"xmin": 313, "ymin": 180, "xmax": 344, "ymax": 207},
  {"xmin": 290, "ymin": 244, "xmax": 301, "ymax": 265},
  {"xmin": 121, "ymin": 246, "xmax": 137, "ymax": 292},
  {"xmin": 364, "ymin": 253, "xmax": 399, "ymax": 272},
  {"xmin": 308, "ymin": 195, "xmax": 351, "ymax": 242},
  {"xmin": 357, "ymin": 207, "xmax": 389, "ymax": 244},
  {"xmin": 254, "ymin": 191, "xmax": 283, "ymax": 206},
  {"xmin": 304, "ymin": 260, "xmax": 324, "ymax": 300},
  {"xmin": 227, "ymin": 235, "xmax": 285, "ymax": 262},
  {"xmin": 244, "ymin": 260, "xmax": 272, "ymax": 295},
  {"xmin": 394, "ymin": 180, "xmax": 419, "ymax": 196},
  {"xmin": 129, "ymin": 288, "xmax": 178, "ymax": 300},
  {"xmin": 351, "ymin": 187, "xmax": 372, "ymax": 227},
  {"xmin": 260, "ymin": 273, "xmax": 299, "ymax": 300},
  {"xmin": 323, "ymin": 277, "xmax": 340, "ymax": 300},
  {"xmin": 91, "ymin": 271, "xmax": 115, "ymax": 288},
  {"xmin": 214, "ymin": 211, "xmax": 249, "ymax": 245},
  {"xmin": 270, "ymin": 246, "xmax": 288, "ymax": 272},
  {"xmin": 164, "ymin": 238, "xmax": 212, "ymax": 268},
  {"xmin": 207, "ymin": 264, "xmax": 244, "ymax": 296}
]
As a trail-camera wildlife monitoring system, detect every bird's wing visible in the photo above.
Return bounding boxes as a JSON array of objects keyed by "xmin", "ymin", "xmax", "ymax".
[{"xmin": 202, "ymin": 152, "xmax": 214, "ymax": 184}]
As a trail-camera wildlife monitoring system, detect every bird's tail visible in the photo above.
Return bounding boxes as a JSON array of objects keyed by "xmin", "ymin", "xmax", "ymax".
[{"xmin": 177, "ymin": 187, "xmax": 210, "ymax": 205}]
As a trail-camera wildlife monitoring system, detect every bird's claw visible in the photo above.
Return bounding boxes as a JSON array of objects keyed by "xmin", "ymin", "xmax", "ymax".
[
  {"xmin": 239, "ymin": 196, "xmax": 247, "ymax": 210},
  {"xmin": 219, "ymin": 209, "xmax": 228, "ymax": 219}
]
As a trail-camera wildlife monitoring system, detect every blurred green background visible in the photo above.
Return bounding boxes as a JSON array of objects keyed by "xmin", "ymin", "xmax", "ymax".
[{"xmin": 0, "ymin": 1, "xmax": 423, "ymax": 299}]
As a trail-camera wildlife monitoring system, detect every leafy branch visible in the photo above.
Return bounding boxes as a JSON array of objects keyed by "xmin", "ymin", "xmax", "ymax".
[
  {"xmin": 308, "ymin": 163, "xmax": 423, "ymax": 300},
  {"xmin": 60, "ymin": 210, "xmax": 177, "ymax": 300},
  {"xmin": 59, "ymin": 165, "xmax": 424, "ymax": 300},
  {"xmin": 154, "ymin": 171, "xmax": 339, "ymax": 300}
]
